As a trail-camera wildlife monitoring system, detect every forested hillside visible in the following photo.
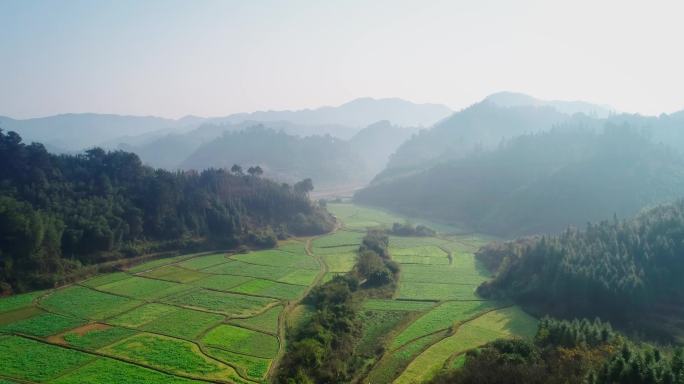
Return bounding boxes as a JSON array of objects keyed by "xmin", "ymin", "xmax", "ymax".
[
  {"xmin": 0, "ymin": 129, "xmax": 333, "ymax": 293},
  {"xmin": 180, "ymin": 126, "xmax": 371, "ymax": 187},
  {"xmin": 356, "ymin": 126, "xmax": 684, "ymax": 236},
  {"xmin": 376, "ymin": 101, "xmax": 578, "ymax": 180},
  {"xmin": 476, "ymin": 199, "xmax": 684, "ymax": 340}
]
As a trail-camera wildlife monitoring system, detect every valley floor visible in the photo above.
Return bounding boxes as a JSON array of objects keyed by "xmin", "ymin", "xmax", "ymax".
[{"xmin": 0, "ymin": 203, "xmax": 537, "ymax": 384}]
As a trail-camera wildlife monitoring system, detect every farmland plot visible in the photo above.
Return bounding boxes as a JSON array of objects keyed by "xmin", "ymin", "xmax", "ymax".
[
  {"xmin": 40, "ymin": 286, "xmax": 142, "ymax": 320},
  {"xmin": 202, "ymin": 324, "xmax": 279, "ymax": 359}
]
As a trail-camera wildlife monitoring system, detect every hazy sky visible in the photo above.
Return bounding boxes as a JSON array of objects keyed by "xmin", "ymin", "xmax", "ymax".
[{"xmin": 1, "ymin": 0, "xmax": 683, "ymax": 119}]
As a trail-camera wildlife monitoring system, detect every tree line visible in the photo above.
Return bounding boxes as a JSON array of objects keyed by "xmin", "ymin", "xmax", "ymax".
[{"xmin": 0, "ymin": 129, "xmax": 333, "ymax": 293}]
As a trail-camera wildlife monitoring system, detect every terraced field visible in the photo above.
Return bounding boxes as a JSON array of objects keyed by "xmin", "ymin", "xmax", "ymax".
[{"xmin": 0, "ymin": 202, "xmax": 535, "ymax": 383}]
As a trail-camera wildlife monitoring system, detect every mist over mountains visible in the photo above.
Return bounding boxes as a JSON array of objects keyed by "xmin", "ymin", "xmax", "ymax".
[{"xmin": 0, "ymin": 97, "xmax": 451, "ymax": 153}]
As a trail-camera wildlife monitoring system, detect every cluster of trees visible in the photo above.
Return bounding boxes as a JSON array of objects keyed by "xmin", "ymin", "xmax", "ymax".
[
  {"xmin": 390, "ymin": 222, "xmax": 436, "ymax": 237},
  {"xmin": 356, "ymin": 230, "xmax": 398, "ymax": 287},
  {"xmin": 431, "ymin": 317, "xmax": 684, "ymax": 384},
  {"xmin": 476, "ymin": 199, "xmax": 684, "ymax": 329},
  {"xmin": 0, "ymin": 130, "xmax": 333, "ymax": 293},
  {"xmin": 357, "ymin": 126, "xmax": 684, "ymax": 236},
  {"xmin": 277, "ymin": 230, "xmax": 399, "ymax": 383}
]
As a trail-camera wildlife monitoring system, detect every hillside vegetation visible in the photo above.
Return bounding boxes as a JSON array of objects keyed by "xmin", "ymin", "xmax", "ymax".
[
  {"xmin": 180, "ymin": 126, "xmax": 371, "ymax": 187},
  {"xmin": 356, "ymin": 126, "xmax": 684, "ymax": 236},
  {"xmin": 476, "ymin": 199, "xmax": 684, "ymax": 340},
  {"xmin": 0, "ymin": 129, "xmax": 333, "ymax": 293}
]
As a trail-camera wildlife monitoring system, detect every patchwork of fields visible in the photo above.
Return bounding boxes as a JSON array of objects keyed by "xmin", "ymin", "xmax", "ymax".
[
  {"xmin": 0, "ymin": 202, "xmax": 536, "ymax": 383},
  {"xmin": 0, "ymin": 242, "xmax": 318, "ymax": 384},
  {"xmin": 326, "ymin": 203, "xmax": 538, "ymax": 384}
]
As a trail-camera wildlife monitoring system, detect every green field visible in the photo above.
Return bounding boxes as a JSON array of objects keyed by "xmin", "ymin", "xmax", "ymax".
[
  {"xmin": 0, "ymin": 335, "xmax": 94, "ymax": 382},
  {"xmin": 203, "ymin": 260, "xmax": 298, "ymax": 280},
  {"xmin": 103, "ymin": 333, "xmax": 239, "ymax": 380},
  {"xmin": 391, "ymin": 301, "xmax": 502, "ymax": 350},
  {"xmin": 205, "ymin": 347, "xmax": 272, "ymax": 381},
  {"xmin": 231, "ymin": 249, "xmax": 318, "ymax": 270},
  {"xmin": 51, "ymin": 358, "xmax": 204, "ymax": 384},
  {"xmin": 0, "ymin": 291, "xmax": 43, "ymax": 313},
  {"xmin": 81, "ymin": 272, "xmax": 131, "ymax": 288},
  {"xmin": 96, "ymin": 276, "xmax": 190, "ymax": 300},
  {"xmin": 139, "ymin": 265, "xmax": 210, "ymax": 283},
  {"xmin": 41, "ymin": 286, "xmax": 142, "ymax": 320},
  {"xmin": 202, "ymin": 324, "xmax": 279, "ymax": 359},
  {"xmin": 277, "ymin": 269, "xmax": 319, "ymax": 286},
  {"xmin": 127, "ymin": 254, "xmax": 198, "ymax": 273},
  {"xmin": 162, "ymin": 288, "xmax": 277, "ymax": 316},
  {"xmin": 321, "ymin": 252, "xmax": 357, "ymax": 272},
  {"xmin": 229, "ymin": 278, "xmax": 307, "ymax": 300},
  {"xmin": 394, "ymin": 307, "xmax": 538, "ymax": 383},
  {"xmin": 177, "ymin": 253, "xmax": 232, "ymax": 270},
  {"xmin": 140, "ymin": 307, "xmax": 224, "ymax": 339},
  {"xmin": 0, "ymin": 311, "xmax": 85, "ymax": 337},
  {"xmin": 192, "ymin": 274, "xmax": 254, "ymax": 291},
  {"xmin": 64, "ymin": 325, "xmax": 138, "ymax": 349},
  {"xmin": 230, "ymin": 305, "xmax": 282, "ymax": 334}
]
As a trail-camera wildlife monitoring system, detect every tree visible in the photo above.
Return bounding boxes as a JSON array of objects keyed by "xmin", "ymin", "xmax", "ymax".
[
  {"xmin": 294, "ymin": 178, "xmax": 314, "ymax": 196},
  {"xmin": 247, "ymin": 165, "xmax": 263, "ymax": 177},
  {"xmin": 230, "ymin": 164, "xmax": 243, "ymax": 175}
]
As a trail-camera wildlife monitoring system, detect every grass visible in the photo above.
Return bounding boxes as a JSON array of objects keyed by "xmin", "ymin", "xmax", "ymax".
[
  {"xmin": 396, "ymin": 281, "xmax": 479, "ymax": 301},
  {"xmin": 96, "ymin": 276, "xmax": 190, "ymax": 300},
  {"xmin": 81, "ymin": 272, "xmax": 131, "ymax": 288},
  {"xmin": 205, "ymin": 347, "xmax": 271, "ymax": 381},
  {"xmin": 64, "ymin": 324, "xmax": 137, "ymax": 349},
  {"xmin": 192, "ymin": 274, "xmax": 254, "ymax": 291},
  {"xmin": 0, "ymin": 311, "xmax": 85, "ymax": 337},
  {"xmin": 141, "ymin": 307, "xmax": 224, "ymax": 339},
  {"xmin": 230, "ymin": 305, "xmax": 282, "ymax": 334},
  {"xmin": 203, "ymin": 260, "xmax": 296, "ymax": 280},
  {"xmin": 321, "ymin": 252, "xmax": 357, "ymax": 272},
  {"xmin": 162, "ymin": 288, "xmax": 277, "ymax": 317},
  {"xmin": 108, "ymin": 303, "xmax": 178, "ymax": 328},
  {"xmin": 0, "ymin": 335, "xmax": 94, "ymax": 382},
  {"xmin": 362, "ymin": 299, "xmax": 436, "ymax": 312},
  {"xmin": 103, "ymin": 333, "xmax": 238, "ymax": 380},
  {"xmin": 277, "ymin": 269, "xmax": 319, "ymax": 286},
  {"xmin": 391, "ymin": 301, "xmax": 501, "ymax": 350},
  {"xmin": 231, "ymin": 249, "xmax": 318, "ymax": 270},
  {"xmin": 394, "ymin": 307, "xmax": 538, "ymax": 383},
  {"xmin": 202, "ymin": 324, "xmax": 279, "ymax": 359},
  {"xmin": 50, "ymin": 358, "xmax": 204, "ymax": 384},
  {"xmin": 229, "ymin": 279, "xmax": 307, "ymax": 300},
  {"xmin": 177, "ymin": 253, "xmax": 232, "ymax": 270},
  {"xmin": 40, "ymin": 286, "xmax": 142, "ymax": 320},
  {"xmin": 139, "ymin": 265, "xmax": 210, "ymax": 283},
  {"xmin": 0, "ymin": 291, "xmax": 43, "ymax": 314}
]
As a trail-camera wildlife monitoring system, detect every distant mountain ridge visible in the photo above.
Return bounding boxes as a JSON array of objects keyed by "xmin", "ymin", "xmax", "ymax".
[
  {"xmin": 484, "ymin": 91, "xmax": 615, "ymax": 117},
  {"xmin": 0, "ymin": 97, "xmax": 452, "ymax": 152}
]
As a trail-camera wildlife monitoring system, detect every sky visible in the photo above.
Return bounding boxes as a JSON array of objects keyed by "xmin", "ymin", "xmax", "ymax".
[{"xmin": 1, "ymin": 0, "xmax": 683, "ymax": 119}]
